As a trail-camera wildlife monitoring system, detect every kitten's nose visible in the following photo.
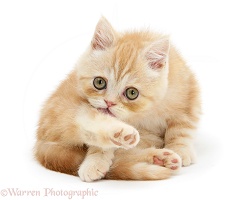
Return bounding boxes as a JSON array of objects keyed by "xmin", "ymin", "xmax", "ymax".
[{"xmin": 104, "ymin": 100, "xmax": 116, "ymax": 107}]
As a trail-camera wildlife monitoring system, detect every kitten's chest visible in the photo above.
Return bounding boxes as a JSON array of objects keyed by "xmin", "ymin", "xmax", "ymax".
[
  {"xmin": 131, "ymin": 116, "xmax": 167, "ymax": 148},
  {"xmin": 139, "ymin": 115, "xmax": 167, "ymax": 135}
]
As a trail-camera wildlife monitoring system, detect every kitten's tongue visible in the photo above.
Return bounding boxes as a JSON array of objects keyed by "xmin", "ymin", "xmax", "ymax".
[{"xmin": 97, "ymin": 108, "xmax": 115, "ymax": 117}]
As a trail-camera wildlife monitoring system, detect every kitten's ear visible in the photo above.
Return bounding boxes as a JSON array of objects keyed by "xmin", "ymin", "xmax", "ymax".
[
  {"xmin": 91, "ymin": 17, "xmax": 115, "ymax": 50},
  {"xmin": 145, "ymin": 37, "xmax": 170, "ymax": 70}
]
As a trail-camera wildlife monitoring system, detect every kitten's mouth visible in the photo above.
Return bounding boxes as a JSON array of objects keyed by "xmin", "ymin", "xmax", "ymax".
[{"xmin": 97, "ymin": 108, "xmax": 115, "ymax": 117}]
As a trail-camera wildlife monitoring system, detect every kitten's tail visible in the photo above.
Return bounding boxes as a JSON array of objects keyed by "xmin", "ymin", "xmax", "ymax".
[{"xmin": 106, "ymin": 162, "xmax": 172, "ymax": 180}]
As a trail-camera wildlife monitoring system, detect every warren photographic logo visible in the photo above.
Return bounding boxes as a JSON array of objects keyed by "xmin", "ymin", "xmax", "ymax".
[{"xmin": 1, "ymin": 188, "xmax": 98, "ymax": 199}]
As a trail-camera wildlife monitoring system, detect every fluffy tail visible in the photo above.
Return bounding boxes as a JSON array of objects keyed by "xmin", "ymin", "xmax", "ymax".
[{"xmin": 34, "ymin": 141, "xmax": 86, "ymax": 176}]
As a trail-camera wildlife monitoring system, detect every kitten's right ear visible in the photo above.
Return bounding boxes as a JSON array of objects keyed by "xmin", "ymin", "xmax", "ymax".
[
  {"xmin": 91, "ymin": 17, "xmax": 115, "ymax": 50},
  {"xmin": 145, "ymin": 37, "xmax": 170, "ymax": 70}
]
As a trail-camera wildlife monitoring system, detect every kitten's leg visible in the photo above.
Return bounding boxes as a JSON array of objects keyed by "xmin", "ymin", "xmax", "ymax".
[
  {"xmin": 164, "ymin": 119, "xmax": 197, "ymax": 166},
  {"xmin": 75, "ymin": 107, "xmax": 140, "ymax": 181},
  {"xmin": 106, "ymin": 148, "xmax": 182, "ymax": 180},
  {"xmin": 76, "ymin": 107, "xmax": 140, "ymax": 150},
  {"xmin": 78, "ymin": 146, "xmax": 114, "ymax": 182}
]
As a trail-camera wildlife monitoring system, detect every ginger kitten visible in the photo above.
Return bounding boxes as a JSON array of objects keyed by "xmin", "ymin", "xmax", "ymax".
[{"xmin": 35, "ymin": 17, "xmax": 201, "ymax": 181}]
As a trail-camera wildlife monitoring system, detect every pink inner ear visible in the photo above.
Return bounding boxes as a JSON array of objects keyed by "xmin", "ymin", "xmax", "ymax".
[
  {"xmin": 146, "ymin": 51, "xmax": 167, "ymax": 69},
  {"xmin": 91, "ymin": 17, "xmax": 115, "ymax": 51},
  {"xmin": 145, "ymin": 38, "xmax": 170, "ymax": 70},
  {"xmin": 92, "ymin": 31, "xmax": 106, "ymax": 50}
]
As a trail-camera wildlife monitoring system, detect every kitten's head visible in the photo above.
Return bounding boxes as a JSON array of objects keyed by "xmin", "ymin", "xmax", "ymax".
[{"xmin": 76, "ymin": 17, "xmax": 170, "ymax": 122}]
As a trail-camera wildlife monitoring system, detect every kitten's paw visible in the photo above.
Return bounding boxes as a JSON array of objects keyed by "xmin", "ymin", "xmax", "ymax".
[
  {"xmin": 152, "ymin": 149, "xmax": 182, "ymax": 170},
  {"xmin": 176, "ymin": 149, "xmax": 196, "ymax": 166},
  {"xmin": 78, "ymin": 156, "xmax": 112, "ymax": 182},
  {"xmin": 110, "ymin": 125, "xmax": 140, "ymax": 149},
  {"xmin": 166, "ymin": 146, "xmax": 196, "ymax": 166}
]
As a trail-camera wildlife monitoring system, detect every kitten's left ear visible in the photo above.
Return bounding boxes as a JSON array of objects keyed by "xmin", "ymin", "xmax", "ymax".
[
  {"xmin": 145, "ymin": 37, "xmax": 170, "ymax": 70},
  {"xmin": 91, "ymin": 17, "xmax": 116, "ymax": 50}
]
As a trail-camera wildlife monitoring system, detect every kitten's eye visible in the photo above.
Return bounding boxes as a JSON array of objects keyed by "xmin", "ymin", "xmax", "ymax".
[
  {"xmin": 93, "ymin": 77, "xmax": 107, "ymax": 90},
  {"xmin": 125, "ymin": 87, "xmax": 139, "ymax": 100}
]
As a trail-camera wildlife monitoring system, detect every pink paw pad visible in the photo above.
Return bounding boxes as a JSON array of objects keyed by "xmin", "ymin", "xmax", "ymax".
[
  {"xmin": 171, "ymin": 166, "xmax": 178, "ymax": 170},
  {"xmin": 114, "ymin": 131, "xmax": 121, "ymax": 138},
  {"xmin": 152, "ymin": 149, "xmax": 182, "ymax": 171},
  {"xmin": 110, "ymin": 127, "xmax": 139, "ymax": 149},
  {"xmin": 172, "ymin": 159, "xmax": 178, "ymax": 163},
  {"xmin": 153, "ymin": 156, "xmax": 164, "ymax": 166}
]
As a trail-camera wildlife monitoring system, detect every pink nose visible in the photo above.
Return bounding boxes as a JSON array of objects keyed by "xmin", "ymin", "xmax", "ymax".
[{"xmin": 105, "ymin": 100, "xmax": 116, "ymax": 107}]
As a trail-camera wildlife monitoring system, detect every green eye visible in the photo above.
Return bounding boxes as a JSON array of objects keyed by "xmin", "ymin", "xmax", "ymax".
[
  {"xmin": 93, "ymin": 77, "xmax": 107, "ymax": 90},
  {"xmin": 125, "ymin": 87, "xmax": 139, "ymax": 100}
]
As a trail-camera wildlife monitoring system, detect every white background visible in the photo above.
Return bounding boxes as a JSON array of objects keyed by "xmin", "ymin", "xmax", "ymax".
[{"xmin": 0, "ymin": 0, "xmax": 241, "ymax": 199}]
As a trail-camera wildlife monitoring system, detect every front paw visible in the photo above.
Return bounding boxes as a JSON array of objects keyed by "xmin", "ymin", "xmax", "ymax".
[
  {"xmin": 78, "ymin": 156, "xmax": 112, "ymax": 182},
  {"xmin": 109, "ymin": 124, "xmax": 140, "ymax": 149}
]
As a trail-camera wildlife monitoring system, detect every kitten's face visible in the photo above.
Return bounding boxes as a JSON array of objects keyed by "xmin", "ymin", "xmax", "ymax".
[{"xmin": 76, "ymin": 18, "xmax": 169, "ymax": 122}]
